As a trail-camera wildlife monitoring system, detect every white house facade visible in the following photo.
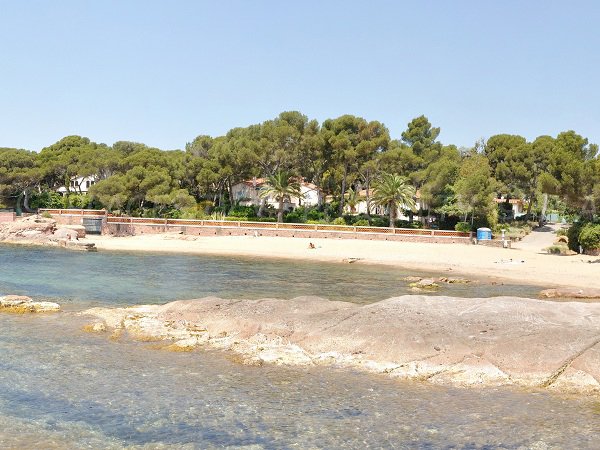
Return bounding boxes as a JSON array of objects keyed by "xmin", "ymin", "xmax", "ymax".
[
  {"xmin": 231, "ymin": 178, "xmax": 321, "ymax": 210},
  {"xmin": 494, "ymin": 197, "xmax": 526, "ymax": 218},
  {"xmin": 344, "ymin": 189, "xmax": 426, "ymax": 220},
  {"xmin": 57, "ymin": 176, "xmax": 97, "ymax": 195}
]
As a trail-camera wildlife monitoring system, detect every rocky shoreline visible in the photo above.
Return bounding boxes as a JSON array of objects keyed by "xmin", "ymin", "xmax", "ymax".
[
  {"xmin": 0, "ymin": 295, "xmax": 60, "ymax": 313},
  {"xmin": 0, "ymin": 215, "xmax": 96, "ymax": 251},
  {"xmin": 82, "ymin": 295, "xmax": 600, "ymax": 396}
]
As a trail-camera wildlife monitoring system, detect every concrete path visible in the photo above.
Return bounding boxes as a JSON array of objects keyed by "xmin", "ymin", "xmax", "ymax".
[{"xmin": 512, "ymin": 223, "xmax": 566, "ymax": 253}]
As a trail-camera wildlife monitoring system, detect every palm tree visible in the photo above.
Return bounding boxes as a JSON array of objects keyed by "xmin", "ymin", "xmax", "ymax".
[
  {"xmin": 259, "ymin": 171, "xmax": 304, "ymax": 223},
  {"xmin": 345, "ymin": 187, "xmax": 363, "ymax": 214},
  {"xmin": 370, "ymin": 173, "xmax": 416, "ymax": 229}
]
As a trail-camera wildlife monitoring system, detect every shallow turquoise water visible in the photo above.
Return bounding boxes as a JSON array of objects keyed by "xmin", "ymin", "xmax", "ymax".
[
  {"xmin": 0, "ymin": 244, "xmax": 541, "ymax": 308},
  {"xmin": 1, "ymin": 244, "xmax": 598, "ymax": 448}
]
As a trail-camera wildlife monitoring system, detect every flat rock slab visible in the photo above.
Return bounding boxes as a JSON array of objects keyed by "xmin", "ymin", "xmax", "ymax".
[
  {"xmin": 540, "ymin": 288, "xmax": 600, "ymax": 299},
  {"xmin": 0, "ymin": 295, "xmax": 60, "ymax": 313},
  {"xmin": 83, "ymin": 295, "xmax": 600, "ymax": 395}
]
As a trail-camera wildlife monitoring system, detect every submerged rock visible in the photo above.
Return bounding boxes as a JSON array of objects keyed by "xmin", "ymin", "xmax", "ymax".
[
  {"xmin": 0, "ymin": 295, "xmax": 60, "ymax": 313},
  {"xmin": 409, "ymin": 278, "xmax": 439, "ymax": 289},
  {"xmin": 403, "ymin": 276, "xmax": 423, "ymax": 282},
  {"xmin": 82, "ymin": 295, "xmax": 600, "ymax": 395},
  {"xmin": 539, "ymin": 288, "xmax": 600, "ymax": 299},
  {"xmin": 438, "ymin": 277, "xmax": 472, "ymax": 284}
]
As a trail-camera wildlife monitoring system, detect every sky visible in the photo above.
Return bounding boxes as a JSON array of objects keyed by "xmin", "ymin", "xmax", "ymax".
[{"xmin": 1, "ymin": 0, "xmax": 599, "ymax": 151}]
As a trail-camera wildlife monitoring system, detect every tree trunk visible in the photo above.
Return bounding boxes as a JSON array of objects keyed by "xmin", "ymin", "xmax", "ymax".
[
  {"xmin": 539, "ymin": 193, "xmax": 548, "ymax": 226},
  {"xmin": 315, "ymin": 172, "xmax": 324, "ymax": 209},
  {"xmin": 526, "ymin": 191, "xmax": 534, "ymax": 217},
  {"xmin": 227, "ymin": 177, "xmax": 234, "ymax": 206},
  {"xmin": 365, "ymin": 176, "xmax": 371, "ymax": 223},
  {"xmin": 338, "ymin": 164, "xmax": 348, "ymax": 215},
  {"xmin": 277, "ymin": 199, "xmax": 284, "ymax": 223},
  {"xmin": 389, "ymin": 202, "xmax": 396, "ymax": 229},
  {"xmin": 258, "ymin": 198, "xmax": 267, "ymax": 217},
  {"xmin": 16, "ymin": 192, "xmax": 23, "ymax": 215},
  {"xmin": 23, "ymin": 190, "xmax": 33, "ymax": 213}
]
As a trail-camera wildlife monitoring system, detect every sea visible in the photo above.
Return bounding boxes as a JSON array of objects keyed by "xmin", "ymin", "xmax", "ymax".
[{"xmin": 1, "ymin": 244, "xmax": 598, "ymax": 449}]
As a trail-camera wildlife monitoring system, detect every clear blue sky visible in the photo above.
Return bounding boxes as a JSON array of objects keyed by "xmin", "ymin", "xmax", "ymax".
[{"xmin": 1, "ymin": 0, "xmax": 599, "ymax": 151}]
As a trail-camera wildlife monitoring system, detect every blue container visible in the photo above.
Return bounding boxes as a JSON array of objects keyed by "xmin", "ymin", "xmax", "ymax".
[{"xmin": 477, "ymin": 227, "xmax": 492, "ymax": 240}]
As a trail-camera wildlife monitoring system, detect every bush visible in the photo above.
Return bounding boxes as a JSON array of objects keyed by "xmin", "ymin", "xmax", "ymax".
[
  {"xmin": 354, "ymin": 219, "xmax": 370, "ymax": 227},
  {"xmin": 545, "ymin": 244, "xmax": 570, "ymax": 255},
  {"xmin": 331, "ymin": 217, "xmax": 347, "ymax": 226},
  {"xmin": 578, "ymin": 223, "xmax": 600, "ymax": 251},
  {"xmin": 369, "ymin": 216, "xmax": 389, "ymax": 227},
  {"xmin": 229, "ymin": 205, "xmax": 257, "ymax": 218},
  {"xmin": 455, "ymin": 221, "xmax": 472, "ymax": 232},
  {"xmin": 567, "ymin": 222, "xmax": 585, "ymax": 252},
  {"xmin": 395, "ymin": 220, "xmax": 422, "ymax": 229},
  {"xmin": 284, "ymin": 206, "xmax": 324, "ymax": 223},
  {"xmin": 64, "ymin": 193, "xmax": 92, "ymax": 209},
  {"xmin": 29, "ymin": 191, "xmax": 64, "ymax": 209},
  {"xmin": 555, "ymin": 228, "xmax": 567, "ymax": 237},
  {"xmin": 41, "ymin": 211, "xmax": 53, "ymax": 219},
  {"xmin": 180, "ymin": 205, "xmax": 208, "ymax": 220}
]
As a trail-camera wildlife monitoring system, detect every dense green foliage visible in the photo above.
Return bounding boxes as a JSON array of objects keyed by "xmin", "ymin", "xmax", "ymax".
[
  {"xmin": 578, "ymin": 223, "xmax": 600, "ymax": 251},
  {"xmin": 1, "ymin": 111, "xmax": 598, "ymax": 229}
]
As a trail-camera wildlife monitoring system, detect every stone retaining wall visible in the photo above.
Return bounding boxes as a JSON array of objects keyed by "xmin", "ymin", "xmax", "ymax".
[
  {"xmin": 52, "ymin": 215, "xmax": 87, "ymax": 226},
  {"xmin": 0, "ymin": 212, "xmax": 16, "ymax": 223},
  {"xmin": 103, "ymin": 222, "xmax": 471, "ymax": 244}
]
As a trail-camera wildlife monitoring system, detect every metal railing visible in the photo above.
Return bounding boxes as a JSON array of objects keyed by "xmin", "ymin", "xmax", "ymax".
[{"xmin": 40, "ymin": 209, "xmax": 472, "ymax": 239}]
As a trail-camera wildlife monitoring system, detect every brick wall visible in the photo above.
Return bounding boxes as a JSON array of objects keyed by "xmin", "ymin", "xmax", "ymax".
[
  {"xmin": 103, "ymin": 222, "xmax": 471, "ymax": 244},
  {"xmin": 0, "ymin": 212, "xmax": 16, "ymax": 223},
  {"xmin": 52, "ymin": 215, "xmax": 85, "ymax": 226}
]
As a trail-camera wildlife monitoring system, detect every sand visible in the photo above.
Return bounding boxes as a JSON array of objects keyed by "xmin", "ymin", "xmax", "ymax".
[{"xmin": 86, "ymin": 231, "xmax": 600, "ymax": 290}]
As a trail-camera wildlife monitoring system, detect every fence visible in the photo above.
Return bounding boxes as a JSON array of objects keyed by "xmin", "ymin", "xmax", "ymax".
[{"xmin": 39, "ymin": 208, "xmax": 472, "ymax": 240}]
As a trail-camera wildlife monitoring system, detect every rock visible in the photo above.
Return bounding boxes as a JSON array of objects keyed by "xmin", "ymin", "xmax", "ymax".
[
  {"xmin": 92, "ymin": 322, "xmax": 107, "ymax": 332},
  {"xmin": 53, "ymin": 227, "xmax": 79, "ymax": 241},
  {"xmin": 438, "ymin": 277, "xmax": 471, "ymax": 284},
  {"xmin": 82, "ymin": 295, "xmax": 600, "ymax": 395},
  {"xmin": 539, "ymin": 288, "xmax": 600, "ymax": 299},
  {"xmin": 65, "ymin": 241, "xmax": 97, "ymax": 252},
  {"xmin": 403, "ymin": 276, "xmax": 423, "ymax": 282},
  {"xmin": 342, "ymin": 257, "xmax": 362, "ymax": 263},
  {"xmin": 0, "ymin": 295, "xmax": 60, "ymax": 313},
  {"xmin": 0, "ymin": 216, "xmax": 95, "ymax": 251},
  {"xmin": 63, "ymin": 225, "xmax": 86, "ymax": 238},
  {"xmin": 409, "ymin": 278, "xmax": 438, "ymax": 289}
]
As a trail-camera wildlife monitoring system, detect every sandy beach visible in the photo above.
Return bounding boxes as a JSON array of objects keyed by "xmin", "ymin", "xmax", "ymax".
[{"xmin": 87, "ymin": 227, "xmax": 600, "ymax": 290}]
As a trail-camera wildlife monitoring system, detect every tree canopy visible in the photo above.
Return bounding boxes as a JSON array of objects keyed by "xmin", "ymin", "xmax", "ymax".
[{"xmin": 0, "ymin": 111, "xmax": 597, "ymax": 229}]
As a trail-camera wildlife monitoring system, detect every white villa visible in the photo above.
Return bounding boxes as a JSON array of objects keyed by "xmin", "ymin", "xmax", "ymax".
[
  {"xmin": 344, "ymin": 189, "xmax": 426, "ymax": 221},
  {"xmin": 57, "ymin": 176, "xmax": 97, "ymax": 195},
  {"xmin": 231, "ymin": 178, "xmax": 321, "ymax": 210},
  {"xmin": 494, "ymin": 197, "xmax": 526, "ymax": 218}
]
